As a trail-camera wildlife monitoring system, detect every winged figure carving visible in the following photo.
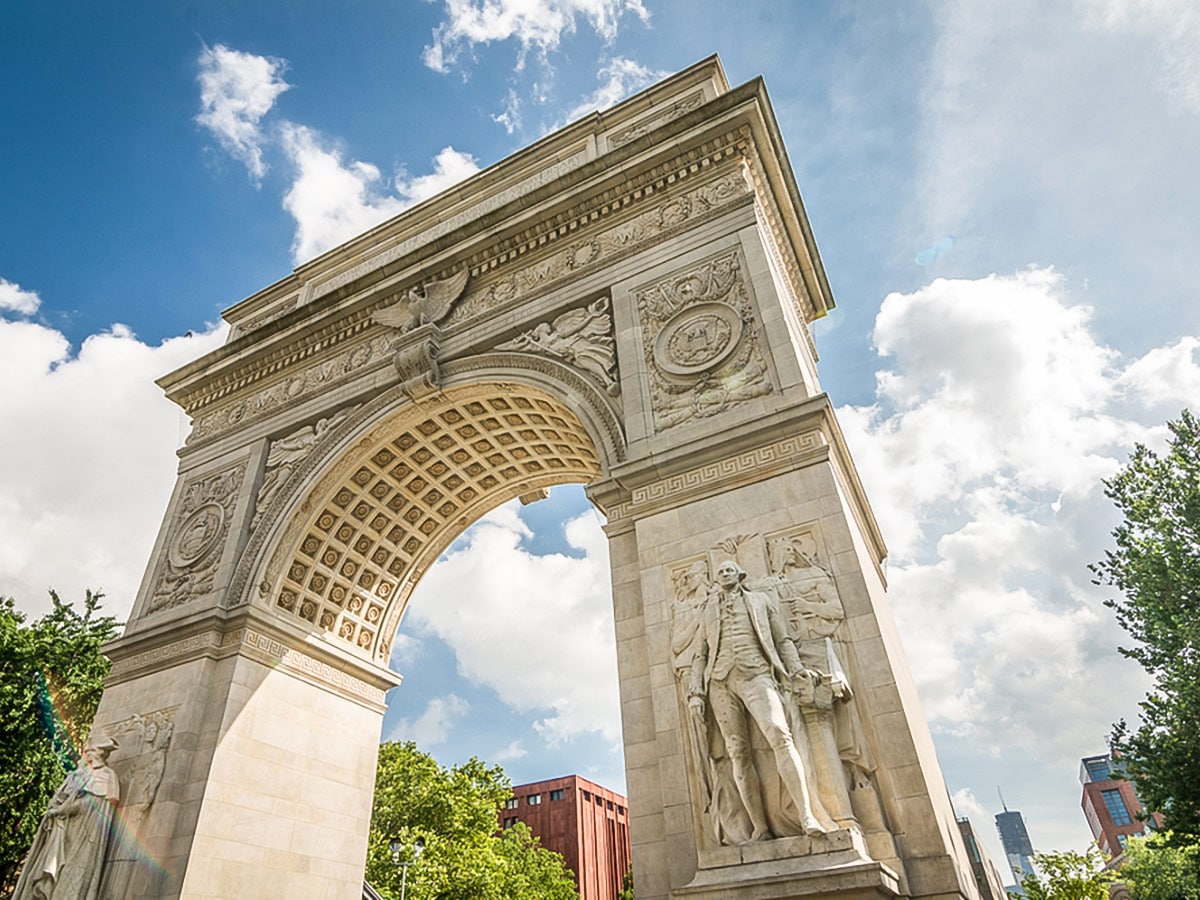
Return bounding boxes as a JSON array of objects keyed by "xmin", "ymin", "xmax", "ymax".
[{"xmin": 372, "ymin": 268, "xmax": 469, "ymax": 333}]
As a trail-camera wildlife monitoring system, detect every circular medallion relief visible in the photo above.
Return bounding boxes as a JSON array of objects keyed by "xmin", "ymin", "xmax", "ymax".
[
  {"xmin": 653, "ymin": 302, "xmax": 743, "ymax": 376},
  {"xmin": 168, "ymin": 502, "xmax": 226, "ymax": 569}
]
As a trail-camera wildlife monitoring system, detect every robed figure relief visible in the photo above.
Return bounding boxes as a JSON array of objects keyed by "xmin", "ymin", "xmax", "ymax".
[
  {"xmin": 670, "ymin": 534, "xmax": 884, "ymax": 849},
  {"xmin": 14, "ymin": 737, "xmax": 121, "ymax": 900}
]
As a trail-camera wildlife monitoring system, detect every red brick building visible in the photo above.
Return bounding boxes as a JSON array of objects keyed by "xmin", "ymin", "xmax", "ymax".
[
  {"xmin": 1080, "ymin": 754, "xmax": 1163, "ymax": 857},
  {"xmin": 500, "ymin": 775, "xmax": 631, "ymax": 900}
]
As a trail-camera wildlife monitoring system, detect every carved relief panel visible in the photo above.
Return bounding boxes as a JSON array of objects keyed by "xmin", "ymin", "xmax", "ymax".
[
  {"xmin": 665, "ymin": 527, "xmax": 891, "ymax": 858},
  {"xmin": 496, "ymin": 296, "xmax": 619, "ymax": 396},
  {"xmin": 636, "ymin": 248, "xmax": 773, "ymax": 433},
  {"xmin": 148, "ymin": 464, "xmax": 247, "ymax": 614}
]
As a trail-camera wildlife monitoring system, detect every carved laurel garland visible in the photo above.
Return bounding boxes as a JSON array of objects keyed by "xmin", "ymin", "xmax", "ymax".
[
  {"xmin": 636, "ymin": 247, "xmax": 774, "ymax": 432},
  {"xmin": 148, "ymin": 462, "xmax": 247, "ymax": 614}
]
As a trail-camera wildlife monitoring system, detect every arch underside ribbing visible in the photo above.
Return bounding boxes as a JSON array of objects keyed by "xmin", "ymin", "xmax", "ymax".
[{"xmin": 261, "ymin": 381, "xmax": 605, "ymax": 663}]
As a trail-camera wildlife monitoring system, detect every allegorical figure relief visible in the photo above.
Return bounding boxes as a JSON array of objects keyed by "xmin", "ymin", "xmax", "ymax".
[
  {"xmin": 767, "ymin": 535, "xmax": 886, "ymax": 833},
  {"xmin": 497, "ymin": 296, "xmax": 618, "ymax": 394},
  {"xmin": 687, "ymin": 560, "xmax": 826, "ymax": 842},
  {"xmin": 14, "ymin": 737, "xmax": 121, "ymax": 900}
]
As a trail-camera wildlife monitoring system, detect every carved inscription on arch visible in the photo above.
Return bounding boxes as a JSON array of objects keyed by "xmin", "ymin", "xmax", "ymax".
[{"xmin": 637, "ymin": 248, "xmax": 773, "ymax": 432}]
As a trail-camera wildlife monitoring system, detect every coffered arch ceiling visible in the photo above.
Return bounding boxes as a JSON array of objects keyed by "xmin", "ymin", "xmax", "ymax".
[{"xmin": 259, "ymin": 380, "xmax": 606, "ymax": 664}]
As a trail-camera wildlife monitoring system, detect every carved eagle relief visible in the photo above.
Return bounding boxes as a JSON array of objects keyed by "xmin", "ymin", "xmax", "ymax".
[{"xmin": 372, "ymin": 268, "xmax": 470, "ymax": 333}]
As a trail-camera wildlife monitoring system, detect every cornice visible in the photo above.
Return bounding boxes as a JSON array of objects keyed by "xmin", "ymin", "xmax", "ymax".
[{"xmin": 171, "ymin": 133, "xmax": 754, "ymax": 419}]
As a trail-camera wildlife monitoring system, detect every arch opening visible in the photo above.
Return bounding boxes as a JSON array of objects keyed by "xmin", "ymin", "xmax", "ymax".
[{"xmin": 260, "ymin": 381, "xmax": 608, "ymax": 665}]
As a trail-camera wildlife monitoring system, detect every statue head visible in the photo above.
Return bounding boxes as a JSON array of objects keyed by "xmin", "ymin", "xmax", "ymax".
[
  {"xmin": 83, "ymin": 736, "xmax": 118, "ymax": 766},
  {"xmin": 715, "ymin": 560, "xmax": 746, "ymax": 589}
]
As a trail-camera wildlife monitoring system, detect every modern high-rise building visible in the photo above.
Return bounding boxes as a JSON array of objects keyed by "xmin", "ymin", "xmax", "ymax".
[
  {"xmin": 956, "ymin": 817, "xmax": 1008, "ymax": 900},
  {"xmin": 995, "ymin": 803, "xmax": 1036, "ymax": 887},
  {"xmin": 1079, "ymin": 753, "xmax": 1161, "ymax": 857},
  {"xmin": 500, "ymin": 775, "xmax": 631, "ymax": 900}
]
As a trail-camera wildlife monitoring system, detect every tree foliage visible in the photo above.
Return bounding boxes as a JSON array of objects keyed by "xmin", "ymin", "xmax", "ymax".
[
  {"xmin": 1119, "ymin": 832, "xmax": 1200, "ymax": 900},
  {"xmin": 1093, "ymin": 410, "xmax": 1200, "ymax": 836},
  {"xmin": 364, "ymin": 741, "xmax": 577, "ymax": 900},
  {"xmin": 1016, "ymin": 848, "xmax": 1115, "ymax": 900},
  {"xmin": 0, "ymin": 590, "xmax": 118, "ymax": 893}
]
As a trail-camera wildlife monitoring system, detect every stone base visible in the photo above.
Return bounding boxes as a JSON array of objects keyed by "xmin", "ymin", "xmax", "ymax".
[{"xmin": 677, "ymin": 830, "xmax": 902, "ymax": 900}]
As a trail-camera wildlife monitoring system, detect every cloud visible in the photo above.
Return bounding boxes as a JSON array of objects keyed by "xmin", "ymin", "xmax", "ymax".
[
  {"xmin": 0, "ymin": 317, "xmax": 228, "ymax": 619},
  {"xmin": 838, "ymin": 268, "xmax": 1194, "ymax": 762},
  {"xmin": 951, "ymin": 787, "xmax": 989, "ymax": 822},
  {"xmin": 388, "ymin": 694, "xmax": 470, "ymax": 746},
  {"xmin": 196, "ymin": 43, "xmax": 291, "ymax": 182},
  {"xmin": 1083, "ymin": 0, "xmax": 1200, "ymax": 114},
  {"xmin": 395, "ymin": 146, "xmax": 481, "ymax": 206},
  {"xmin": 559, "ymin": 56, "xmax": 666, "ymax": 124},
  {"xmin": 492, "ymin": 739, "xmax": 528, "ymax": 762},
  {"xmin": 492, "ymin": 89, "xmax": 523, "ymax": 134},
  {"xmin": 1117, "ymin": 336, "xmax": 1200, "ymax": 412},
  {"xmin": 0, "ymin": 278, "xmax": 41, "ymax": 316},
  {"xmin": 406, "ymin": 503, "xmax": 620, "ymax": 746},
  {"xmin": 279, "ymin": 125, "xmax": 479, "ymax": 264},
  {"xmin": 423, "ymin": 0, "xmax": 650, "ymax": 73},
  {"xmin": 911, "ymin": 0, "xmax": 1200, "ymax": 342},
  {"xmin": 279, "ymin": 124, "xmax": 406, "ymax": 264}
]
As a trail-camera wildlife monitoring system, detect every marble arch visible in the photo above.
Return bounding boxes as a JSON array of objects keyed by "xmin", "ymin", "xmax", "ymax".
[{"xmin": 86, "ymin": 57, "xmax": 984, "ymax": 900}]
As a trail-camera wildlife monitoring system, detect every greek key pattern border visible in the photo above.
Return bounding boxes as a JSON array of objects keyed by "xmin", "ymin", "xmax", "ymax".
[
  {"xmin": 608, "ymin": 430, "xmax": 826, "ymax": 523},
  {"xmin": 106, "ymin": 626, "xmax": 387, "ymax": 709},
  {"xmin": 230, "ymin": 627, "xmax": 387, "ymax": 707}
]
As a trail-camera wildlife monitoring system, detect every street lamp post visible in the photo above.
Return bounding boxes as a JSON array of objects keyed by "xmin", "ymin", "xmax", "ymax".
[{"xmin": 388, "ymin": 836, "xmax": 425, "ymax": 900}]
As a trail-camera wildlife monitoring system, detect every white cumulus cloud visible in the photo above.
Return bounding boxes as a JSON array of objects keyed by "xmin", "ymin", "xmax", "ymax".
[
  {"xmin": 196, "ymin": 43, "xmax": 291, "ymax": 182},
  {"xmin": 838, "ymin": 267, "xmax": 1195, "ymax": 763},
  {"xmin": 406, "ymin": 503, "xmax": 620, "ymax": 747},
  {"xmin": 388, "ymin": 694, "xmax": 470, "ymax": 746},
  {"xmin": 280, "ymin": 125, "xmax": 479, "ymax": 264},
  {"xmin": 423, "ymin": 0, "xmax": 650, "ymax": 73},
  {"xmin": 560, "ymin": 56, "xmax": 666, "ymax": 124},
  {"xmin": 0, "ymin": 278, "xmax": 41, "ymax": 316},
  {"xmin": 0, "ymin": 318, "xmax": 228, "ymax": 619}
]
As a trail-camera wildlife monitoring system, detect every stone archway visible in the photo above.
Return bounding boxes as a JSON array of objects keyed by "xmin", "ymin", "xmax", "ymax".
[{"xmin": 88, "ymin": 57, "xmax": 982, "ymax": 900}]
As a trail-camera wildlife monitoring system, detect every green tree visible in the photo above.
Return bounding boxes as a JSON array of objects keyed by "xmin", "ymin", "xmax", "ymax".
[
  {"xmin": 618, "ymin": 865, "xmax": 635, "ymax": 900},
  {"xmin": 364, "ymin": 741, "xmax": 577, "ymax": 900},
  {"xmin": 1120, "ymin": 832, "xmax": 1200, "ymax": 900},
  {"xmin": 1016, "ymin": 848, "xmax": 1115, "ymax": 900},
  {"xmin": 1093, "ymin": 410, "xmax": 1200, "ymax": 837},
  {"xmin": 0, "ymin": 590, "xmax": 119, "ymax": 893}
]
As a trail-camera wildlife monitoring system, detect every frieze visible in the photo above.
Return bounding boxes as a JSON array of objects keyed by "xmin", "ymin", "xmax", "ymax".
[
  {"xmin": 608, "ymin": 90, "xmax": 706, "ymax": 149},
  {"xmin": 178, "ymin": 133, "xmax": 753, "ymax": 431},
  {"xmin": 106, "ymin": 632, "xmax": 222, "ymax": 682},
  {"xmin": 228, "ymin": 627, "xmax": 387, "ymax": 707},
  {"xmin": 306, "ymin": 151, "xmax": 590, "ymax": 304},
  {"xmin": 148, "ymin": 463, "xmax": 247, "ymax": 613},
  {"xmin": 449, "ymin": 163, "xmax": 751, "ymax": 329},
  {"xmin": 105, "ymin": 626, "xmax": 385, "ymax": 707},
  {"xmin": 187, "ymin": 332, "xmax": 395, "ymax": 446},
  {"xmin": 754, "ymin": 193, "xmax": 819, "ymax": 363},
  {"xmin": 636, "ymin": 248, "xmax": 773, "ymax": 432}
]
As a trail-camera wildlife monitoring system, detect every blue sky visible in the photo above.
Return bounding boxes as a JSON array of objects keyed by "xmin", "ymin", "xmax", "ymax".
[{"xmin": 3, "ymin": 0, "xmax": 1199, "ymax": 880}]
